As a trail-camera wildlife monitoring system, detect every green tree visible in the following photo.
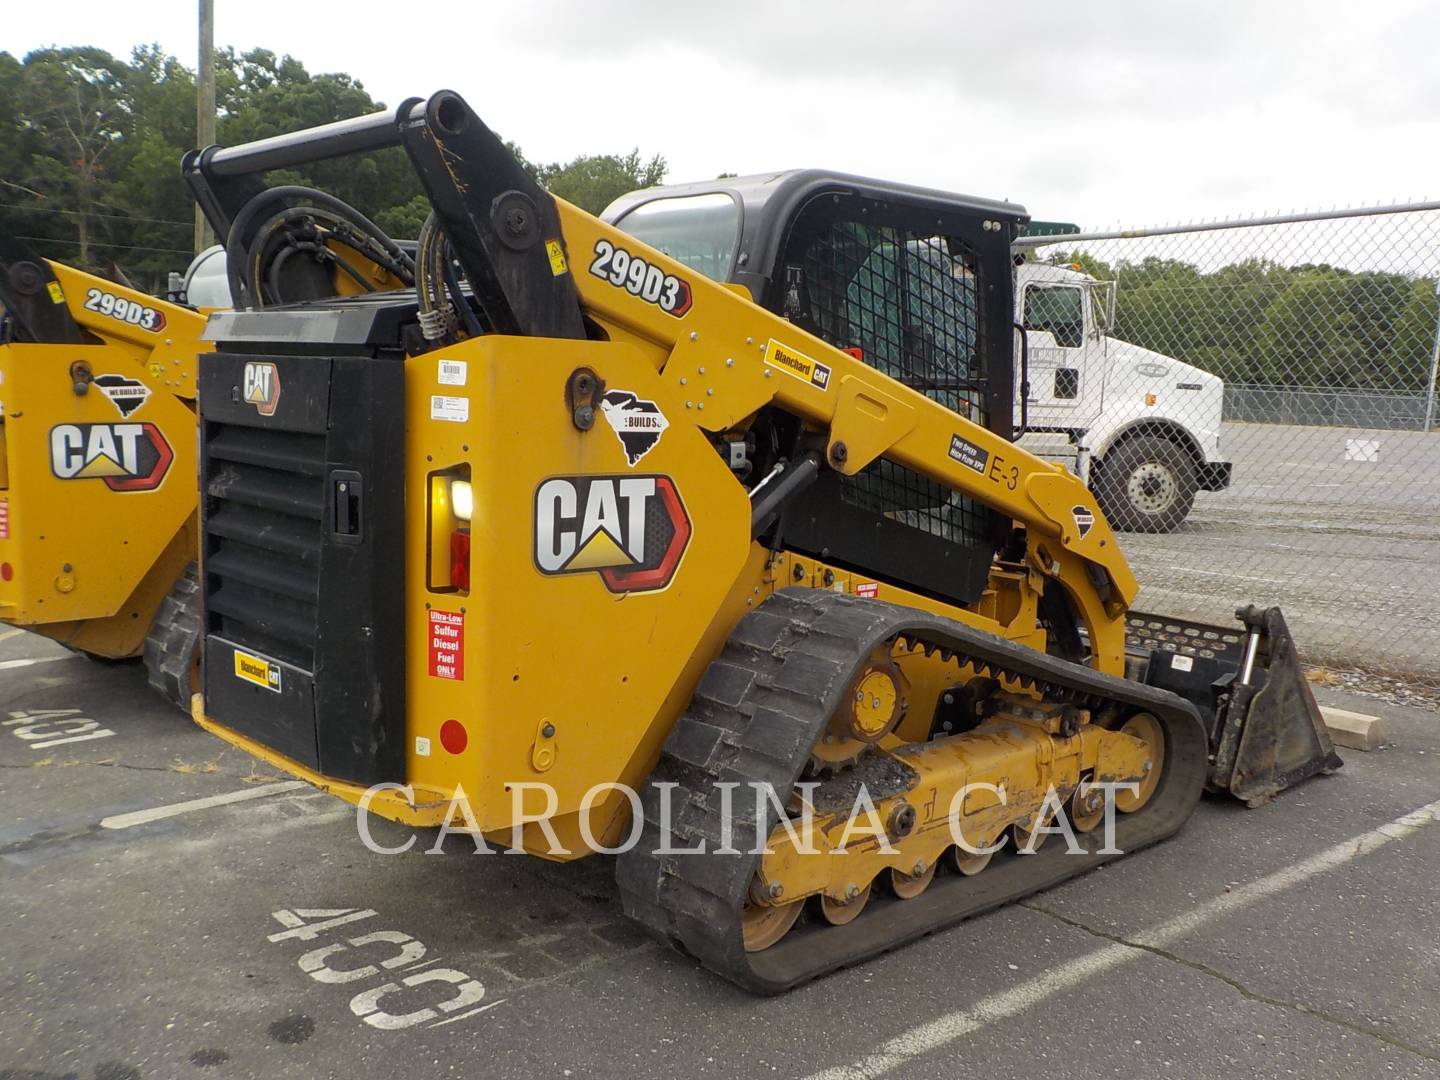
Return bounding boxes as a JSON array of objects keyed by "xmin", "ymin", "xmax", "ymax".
[
  {"xmin": 11, "ymin": 47, "xmax": 131, "ymax": 264},
  {"xmin": 1047, "ymin": 249, "xmax": 1113, "ymax": 282},
  {"xmin": 215, "ymin": 49, "xmax": 422, "ymax": 230},
  {"xmin": 539, "ymin": 150, "xmax": 666, "ymax": 214},
  {"xmin": 0, "ymin": 45, "xmax": 670, "ymax": 286},
  {"xmin": 1381, "ymin": 275, "xmax": 1437, "ymax": 391},
  {"xmin": 0, "ymin": 52, "xmax": 37, "ymax": 254}
]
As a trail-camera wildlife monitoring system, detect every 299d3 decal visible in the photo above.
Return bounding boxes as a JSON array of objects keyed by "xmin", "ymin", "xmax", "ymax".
[
  {"xmin": 588, "ymin": 239, "xmax": 693, "ymax": 317},
  {"xmin": 83, "ymin": 287, "xmax": 167, "ymax": 332}
]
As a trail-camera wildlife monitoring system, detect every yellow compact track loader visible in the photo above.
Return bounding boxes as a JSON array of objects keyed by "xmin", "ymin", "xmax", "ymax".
[
  {"xmin": 184, "ymin": 92, "xmax": 1341, "ymax": 992},
  {"xmin": 0, "ymin": 260, "xmax": 206, "ymax": 707}
]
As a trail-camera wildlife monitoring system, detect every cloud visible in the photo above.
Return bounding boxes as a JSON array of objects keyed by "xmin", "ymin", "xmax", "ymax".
[{"xmin": 5, "ymin": 0, "xmax": 1437, "ymax": 225}]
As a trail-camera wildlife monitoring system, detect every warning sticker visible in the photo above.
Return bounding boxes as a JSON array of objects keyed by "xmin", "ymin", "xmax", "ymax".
[
  {"xmin": 428, "ymin": 609, "xmax": 465, "ymax": 681},
  {"xmin": 437, "ymin": 359, "xmax": 467, "ymax": 387},
  {"xmin": 0, "ymin": 497, "xmax": 9, "ymax": 540},
  {"xmin": 546, "ymin": 239, "xmax": 568, "ymax": 276},
  {"xmin": 855, "ymin": 582, "xmax": 879, "ymax": 599},
  {"xmin": 1170, "ymin": 653, "xmax": 1194, "ymax": 673},
  {"xmin": 430, "ymin": 395, "xmax": 470, "ymax": 423}
]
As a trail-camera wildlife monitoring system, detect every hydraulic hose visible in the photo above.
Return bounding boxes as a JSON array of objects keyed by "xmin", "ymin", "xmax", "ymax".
[{"xmin": 224, "ymin": 185, "xmax": 414, "ymax": 309}]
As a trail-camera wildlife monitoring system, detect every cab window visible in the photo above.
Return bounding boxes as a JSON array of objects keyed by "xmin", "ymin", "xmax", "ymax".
[
  {"xmin": 1023, "ymin": 285, "xmax": 1085, "ymax": 348},
  {"xmin": 613, "ymin": 192, "xmax": 740, "ymax": 282}
]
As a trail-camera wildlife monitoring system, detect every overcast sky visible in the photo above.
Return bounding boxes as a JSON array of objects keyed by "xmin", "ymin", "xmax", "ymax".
[{"xmin": 7, "ymin": 0, "xmax": 1439, "ymax": 226}]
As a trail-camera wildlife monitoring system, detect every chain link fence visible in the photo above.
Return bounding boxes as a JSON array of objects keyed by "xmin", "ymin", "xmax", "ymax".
[{"xmin": 1014, "ymin": 201, "xmax": 1440, "ymax": 699}]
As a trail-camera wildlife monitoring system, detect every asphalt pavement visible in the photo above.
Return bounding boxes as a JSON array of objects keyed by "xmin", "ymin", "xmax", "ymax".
[
  {"xmin": 3, "ymin": 628, "xmax": 1439, "ymax": 1080},
  {"xmin": 1121, "ymin": 421, "xmax": 1440, "ymax": 686}
]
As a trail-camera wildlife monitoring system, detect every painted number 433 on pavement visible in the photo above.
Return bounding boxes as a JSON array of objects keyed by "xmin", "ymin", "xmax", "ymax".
[{"xmin": 267, "ymin": 908, "xmax": 498, "ymax": 1030}]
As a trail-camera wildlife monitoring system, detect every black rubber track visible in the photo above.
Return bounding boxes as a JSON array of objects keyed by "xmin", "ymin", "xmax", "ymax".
[
  {"xmin": 615, "ymin": 588, "xmax": 1209, "ymax": 994},
  {"xmin": 142, "ymin": 561, "xmax": 202, "ymax": 714}
]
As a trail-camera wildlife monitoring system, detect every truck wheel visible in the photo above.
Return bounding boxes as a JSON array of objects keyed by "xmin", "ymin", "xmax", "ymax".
[{"xmin": 1094, "ymin": 436, "xmax": 1196, "ymax": 533}]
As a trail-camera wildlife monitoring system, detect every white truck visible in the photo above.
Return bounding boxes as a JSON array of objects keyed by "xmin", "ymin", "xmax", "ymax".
[{"xmin": 1016, "ymin": 261, "xmax": 1232, "ymax": 531}]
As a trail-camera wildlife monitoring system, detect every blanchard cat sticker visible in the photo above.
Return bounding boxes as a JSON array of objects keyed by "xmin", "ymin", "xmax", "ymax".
[
  {"xmin": 764, "ymin": 339, "xmax": 831, "ymax": 390},
  {"xmin": 233, "ymin": 648, "xmax": 282, "ymax": 693},
  {"xmin": 1072, "ymin": 505, "xmax": 1095, "ymax": 539},
  {"xmin": 599, "ymin": 390, "xmax": 669, "ymax": 466}
]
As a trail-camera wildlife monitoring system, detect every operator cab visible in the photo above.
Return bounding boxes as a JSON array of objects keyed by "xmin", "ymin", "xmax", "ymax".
[
  {"xmin": 605, "ymin": 172, "xmax": 1028, "ymax": 606},
  {"xmin": 604, "ymin": 171, "xmax": 1024, "ymax": 442}
]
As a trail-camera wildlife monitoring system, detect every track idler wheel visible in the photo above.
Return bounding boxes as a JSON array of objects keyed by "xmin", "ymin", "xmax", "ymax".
[
  {"xmin": 950, "ymin": 831, "xmax": 1005, "ymax": 875},
  {"xmin": 1115, "ymin": 712, "xmax": 1165, "ymax": 813},
  {"xmin": 819, "ymin": 883, "xmax": 872, "ymax": 925},
  {"xmin": 1069, "ymin": 774, "xmax": 1106, "ymax": 833},
  {"xmin": 742, "ymin": 898, "xmax": 803, "ymax": 953},
  {"xmin": 889, "ymin": 861, "xmax": 937, "ymax": 899}
]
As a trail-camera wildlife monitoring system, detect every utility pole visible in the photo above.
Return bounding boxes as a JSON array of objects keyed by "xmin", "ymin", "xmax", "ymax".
[{"xmin": 194, "ymin": 0, "xmax": 216, "ymax": 253}]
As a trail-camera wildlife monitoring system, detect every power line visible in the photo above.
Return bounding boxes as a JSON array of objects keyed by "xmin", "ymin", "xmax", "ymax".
[
  {"xmin": 0, "ymin": 202, "xmax": 194, "ymax": 228},
  {"xmin": 15, "ymin": 235, "xmax": 196, "ymax": 256}
]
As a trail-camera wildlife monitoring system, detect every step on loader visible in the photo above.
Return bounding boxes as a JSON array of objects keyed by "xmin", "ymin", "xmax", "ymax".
[{"xmin": 183, "ymin": 91, "xmax": 1342, "ymax": 992}]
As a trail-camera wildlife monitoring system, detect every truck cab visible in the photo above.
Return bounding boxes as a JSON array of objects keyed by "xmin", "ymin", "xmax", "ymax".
[{"xmin": 1016, "ymin": 261, "xmax": 1232, "ymax": 531}]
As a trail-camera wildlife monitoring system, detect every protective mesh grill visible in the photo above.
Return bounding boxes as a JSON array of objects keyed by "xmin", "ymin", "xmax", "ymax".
[
  {"xmin": 838, "ymin": 458, "xmax": 993, "ymax": 547},
  {"xmin": 788, "ymin": 224, "xmax": 987, "ymax": 424},
  {"xmin": 784, "ymin": 220, "xmax": 994, "ymax": 545}
]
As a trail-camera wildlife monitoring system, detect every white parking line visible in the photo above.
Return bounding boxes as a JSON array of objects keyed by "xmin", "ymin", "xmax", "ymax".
[
  {"xmin": 0, "ymin": 627, "xmax": 25, "ymax": 642},
  {"xmin": 30, "ymin": 730, "xmax": 115, "ymax": 749},
  {"xmin": 806, "ymin": 796, "xmax": 1440, "ymax": 1080},
  {"xmin": 0, "ymin": 655, "xmax": 73, "ymax": 671},
  {"xmin": 429, "ymin": 999, "xmax": 506, "ymax": 1027},
  {"xmin": 100, "ymin": 781, "xmax": 309, "ymax": 830}
]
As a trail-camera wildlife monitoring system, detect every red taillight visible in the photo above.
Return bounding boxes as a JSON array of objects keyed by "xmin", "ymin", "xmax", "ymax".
[
  {"xmin": 0, "ymin": 563, "xmax": 11, "ymax": 582},
  {"xmin": 450, "ymin": 529, "xmax": 470, "ymax": 590},
  {"xmin": 843, "ymin": 346, "xmax": 864, "ymax": 361}
]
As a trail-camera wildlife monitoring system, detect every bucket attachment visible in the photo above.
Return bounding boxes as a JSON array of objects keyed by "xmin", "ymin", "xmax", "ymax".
[{"xmin": 1127, "ymin": 606, "xmax": 1342, "ymax": 806}]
